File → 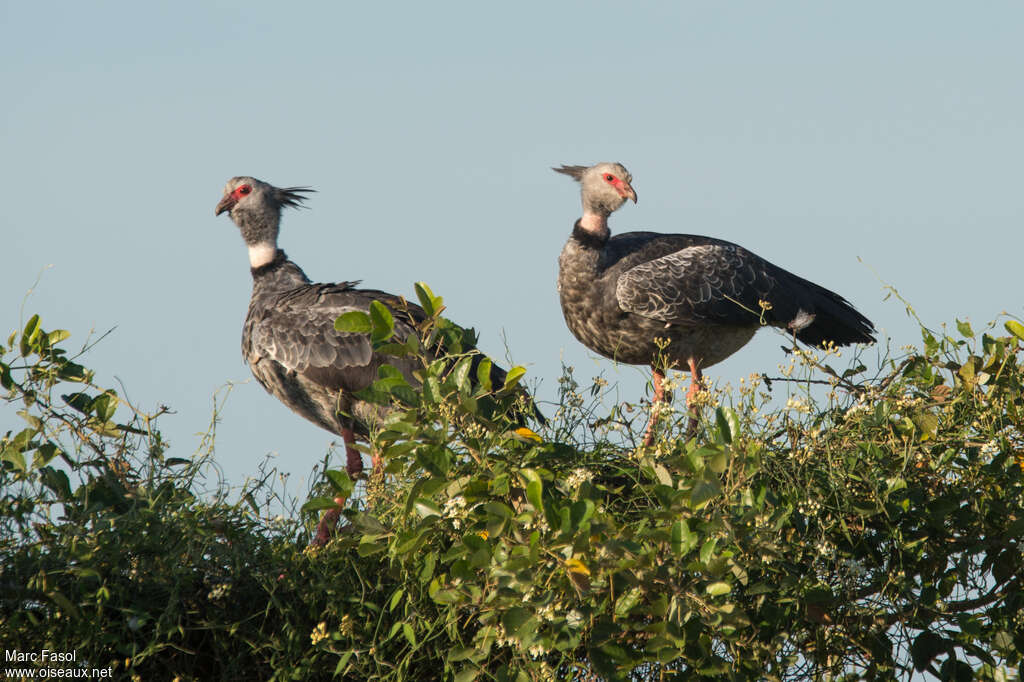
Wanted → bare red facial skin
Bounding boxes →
[233,184,252,200]
[603,173,631,197]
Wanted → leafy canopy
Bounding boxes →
[3,299,1024,681]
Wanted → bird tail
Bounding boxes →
[779,273,876,347]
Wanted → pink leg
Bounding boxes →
[642,368,666,447]
[312,427,362,547]
[686,358,703,438]
[342,427,363,477]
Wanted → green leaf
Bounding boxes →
[413,498,441,519]
[20,314,40,356]
[475,358,493,393]
[956,318,974,338]
[2,444,29,472]
[671,519,698,557]
[1005,319,1024,341]
[334,651,354,676]
[699,537,718,565]
[335,311,372,333]
[324,469,355,498]
[92,392,117,422]
[910,412,939,441]
[714,407,740,444]
[614,587,643,618]
[453,667,479,682]
[452,357,473,395]
[503,366,526,390]
[414,282,442,317]
[501,607,533,636]
[569,499,595,530]
[57,361,89,383]
[46,590,80,619]
[39,467,71,499]
[708,450,730,474]
[690,476,722,510]
[522,469,544,513]
[671,520,684,556]
[958,359,975,384]
[706,581,731,596]
[651,463,672,486]
[369,300,395,341]
[402,622,417,647]
[939,659,974,682]
[911,631,947,672]
[33,442,62,469]
[301,497,339,513]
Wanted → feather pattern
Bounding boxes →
[218,176,544,452]
[555,163,875,373]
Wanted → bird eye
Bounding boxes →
[238,185,252,195]
[603,174,614,182]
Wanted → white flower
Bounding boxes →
[207,582,230,600]
[565,468,593,489]
[785,397,811,414]
[443,495,467,529]
[310,621,328,645]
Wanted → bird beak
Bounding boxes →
[215,195,236,216]
[624,184,638,203]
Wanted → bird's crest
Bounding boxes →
[277,186,315,209]
[553,163,632,185]
[552,165,589,181]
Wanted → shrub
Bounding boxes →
[3,302,1024,681]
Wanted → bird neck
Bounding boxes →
[248,241,278,268]
[572,214,610,249]
[250,249,311,290]
[234,204,281,255]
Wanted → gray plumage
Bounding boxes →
[243,254,426,439]
[555,162,875,374]
[216,176,532,450]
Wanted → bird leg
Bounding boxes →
[311,428,362,547]
[343,428,364,478]
[642,368,667,447]
[685,358,704,438]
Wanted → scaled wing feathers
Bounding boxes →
[616,244,776,326]
[248,284,421,392]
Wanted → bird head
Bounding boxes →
[553,162,637,216]
[215,177,314,246]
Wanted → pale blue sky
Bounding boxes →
[3,2,1022,496]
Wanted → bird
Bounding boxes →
[554,162,875,445]
[216,176,541,542]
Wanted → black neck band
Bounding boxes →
[250,249,288,277]
[571,219,609,250]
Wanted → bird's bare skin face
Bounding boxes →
[215,176,314,267]
[554,162,636,239]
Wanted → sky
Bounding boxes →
[3,2,1023,504]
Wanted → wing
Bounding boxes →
[615,242,779,327]
[248,283,424,393]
